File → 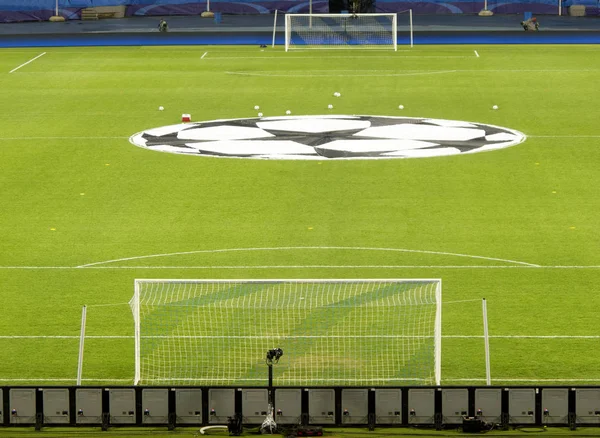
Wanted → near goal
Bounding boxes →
[284,13,400,51]
[130,279,441,386]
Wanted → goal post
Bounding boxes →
[284,13,399,51]
[130,279,441,386]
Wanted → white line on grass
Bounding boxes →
[210,55,473,60]
[0,266,74,269]
[224,68,600,78]
[85,302,130,307]
[0,135,595,142]
[474,50,479,57]
[201,51,208,59]
[74,265,543,269]
[143,377,428,382]
[0,378,131,382]
[9,52,46,73]
[226,70,457,78]
[443,299,482,304]
[0,136,128,141]
[2,335,599,339]
[445,378,600,382]
[9,377,600,383]
[0,335,131,339]
[1,265,600,269]
[528,135,600,138]
[444,335,600,339]
[76,246,541,268]
[82,265,584,269]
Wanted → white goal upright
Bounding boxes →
[285,13,399,51]
[130,279,441,386]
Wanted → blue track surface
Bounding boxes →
[1,31,599,47]
[1,14,598,47]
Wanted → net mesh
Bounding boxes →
[131,279,440,386]
[286,14,397,49]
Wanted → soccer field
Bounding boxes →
[1,44,599,386]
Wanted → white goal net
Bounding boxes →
[285,13,399,51]
[130,279,441,386]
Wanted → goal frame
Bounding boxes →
[132,278,441,386]
[284,13,399,51]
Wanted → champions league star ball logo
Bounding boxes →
[129,115,526,160]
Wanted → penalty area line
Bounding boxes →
[201,52,208,59]
[0,136,128,141]
[527,135,600,138]
[1,334,599,339]
[474,50,479,58]
[0,378,132,382]
[445,378,600,383]
[2,265,600,269]
[9,52,46,73]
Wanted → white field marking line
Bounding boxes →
[3,335,599,339]
[0,335,131,339]
[226,70,457,78]
[474,50,479,58]
[0,134,590,141]
[2,266,600,270]
[450,69,600,73]
[77,246,541,268]
[225,68,600,78]
[9,52,46,73]
[445,378,600,382]
[210,55,472,60]
[0,378,131,382]
[85,302,129,307]
[528,135,600,138]
[6,377,592,383]
[0,136,128,141]
[70,265,585,269]
[231,69,447,73]
[443,335,600,339]
[71,265,537,269]
[143,378,432,382]
[201,51,208,59]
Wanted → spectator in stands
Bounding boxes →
[521,17,539,31]
[159,18,168,32]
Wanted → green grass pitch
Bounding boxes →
[1,44,599,386]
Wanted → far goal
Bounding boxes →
[130,279,441,386]
[284,13,405,51]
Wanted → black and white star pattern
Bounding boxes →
[129,115,526,160]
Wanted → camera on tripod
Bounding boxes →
[266,348,283,363]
